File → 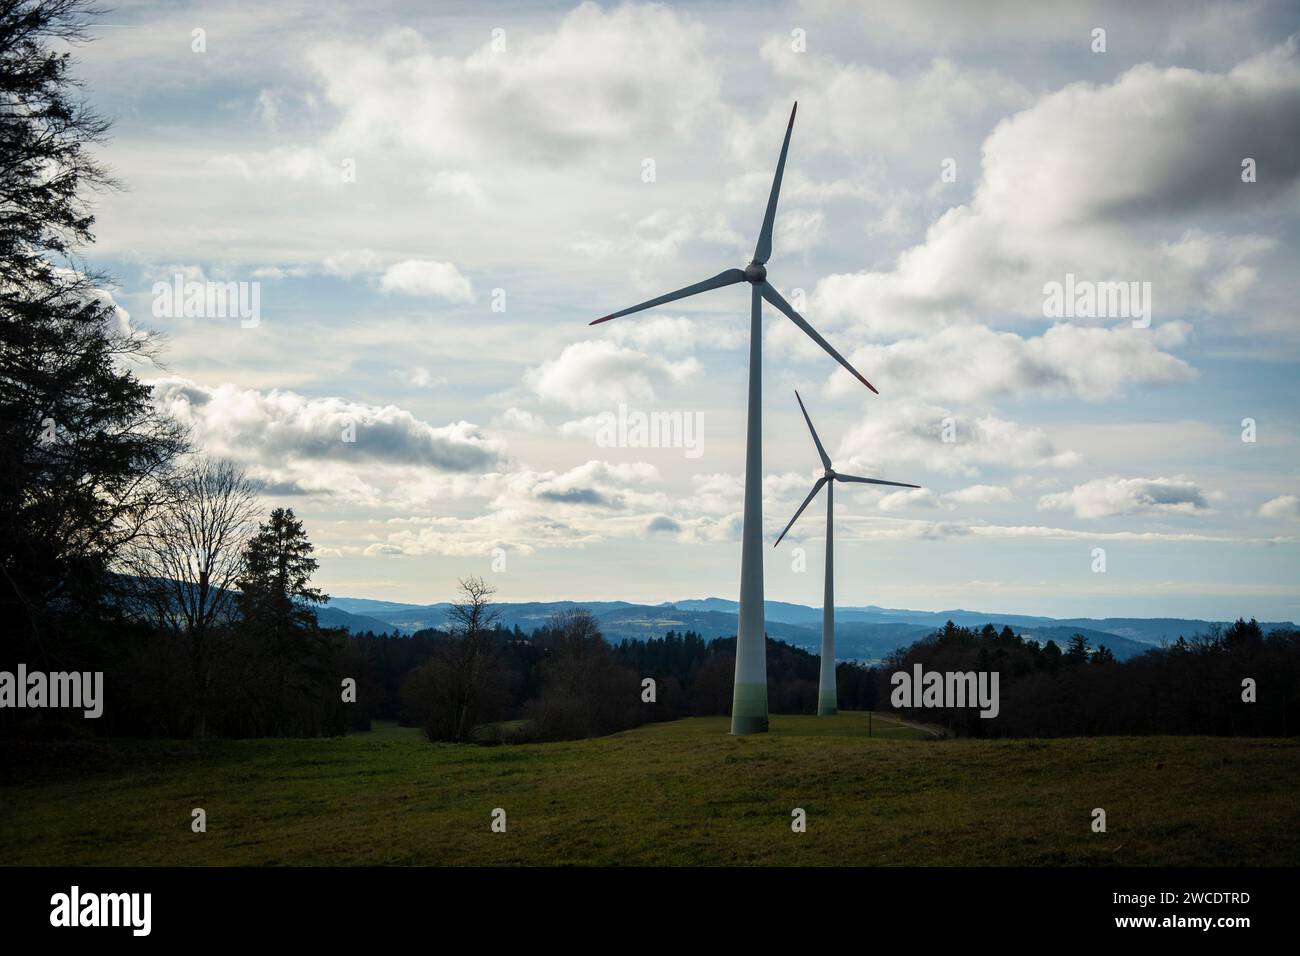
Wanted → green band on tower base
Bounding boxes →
[731,714,769,735]
[817,689,837,716]
[731,682,769,735]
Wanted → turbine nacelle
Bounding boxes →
[743,261,767,284]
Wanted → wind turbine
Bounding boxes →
[587,103,878,735]
[775,390,919,716]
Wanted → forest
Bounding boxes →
[881,619,1300,737]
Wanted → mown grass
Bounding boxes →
[1,712,1295,866]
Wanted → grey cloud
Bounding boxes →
[151,377,506,473]
[646,515,682,534]
[536,486,611,507]
[982,43,1300,224]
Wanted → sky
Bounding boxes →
[72,0,1300,619]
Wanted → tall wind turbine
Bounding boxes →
[587,103,878,735]
[775,390,919,716]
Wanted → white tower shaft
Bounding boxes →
[731,283,768,734]
[818,480,837,715]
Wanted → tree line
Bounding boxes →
[883,620,1300,737]
[355,578,878,744]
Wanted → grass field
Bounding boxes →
[2,713,1297,866]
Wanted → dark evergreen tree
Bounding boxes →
[0,0,185,666]
[1041,639,1062,672]
[1090,645,1116,664]
[1064,633,1091,665]
[236,507,325,637]
[1224,618,1265,652]
[230,508,333,734]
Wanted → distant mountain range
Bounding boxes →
[320,596,1296,664]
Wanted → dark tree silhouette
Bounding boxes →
[1064,633,1091,665]
[527,608,643,740]
[1090,645,1116,664]
[228,509,333,734]
[0,0,185,666]
[126,459,259,735]
[401,577,509,742]
[237,507,325,630]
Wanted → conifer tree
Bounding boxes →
[1,0,184,661]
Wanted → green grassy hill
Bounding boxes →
[2,714,1296,866]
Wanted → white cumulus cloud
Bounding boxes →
[526,339,701,411]
[1258,494,1300,520]
[836,403,1080,478]
[1038,475,1209,519]
[379,259,474,302]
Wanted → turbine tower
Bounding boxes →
[775,390,919,716]
[587,103,878,735]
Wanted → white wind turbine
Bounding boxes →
[587,103,879,734]
[775,390,919,715]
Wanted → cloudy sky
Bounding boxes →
[80,0,1299,619]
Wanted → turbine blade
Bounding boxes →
[834,473,920,489]
[774,476,827,547]
[794,389,831,470]
[590,269,746,325]
[752,102,797,266]
[760,282,878,394]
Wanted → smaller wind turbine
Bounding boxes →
[775,391,921,715]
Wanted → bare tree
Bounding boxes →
[448,576,502,739]
[403,577,506,742]
[447,575,500,637]
[126,458,259,735]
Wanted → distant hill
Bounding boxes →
[313,605,403,635]
[321,596,1294,663]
